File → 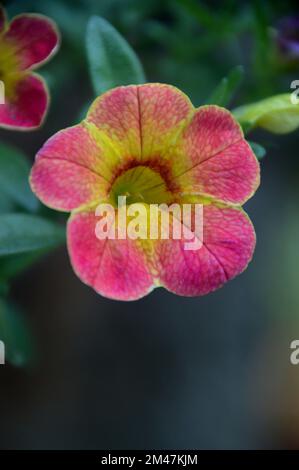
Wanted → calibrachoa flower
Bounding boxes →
[0,4,59,129]
[30,84,260,300]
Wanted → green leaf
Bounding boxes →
[0,142,39,212]
[233,94,299,134]
[0,214,65,256]
[248,141,266,160]
[206,65,244,107]
[86,15,146,95]
[0,188,16,214]
[0,299,35,367]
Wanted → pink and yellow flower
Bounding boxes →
[0,4,59,130]
[30,84,260,300]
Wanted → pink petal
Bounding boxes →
[0,73,48,130]
[135,83,193,160]
[4,13,59,70]
[87,85,142,160]
[30,124,111,211]
[174,106,260,204]
[86,83,193,164]
[67,211,154,300]
[156,205,256,296]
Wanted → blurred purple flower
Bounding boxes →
[277,16,299,60]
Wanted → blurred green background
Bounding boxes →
[0,0,299,449]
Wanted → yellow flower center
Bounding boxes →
[0,37,23,101]
[110,165,174,206]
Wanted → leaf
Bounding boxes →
[206,65,244,107]
[0,142,39,212]
[0,299,35,367]
[0,188,16,214]
[86,15,146,95]
[0,214,65,256]
[233,94,299,134]
[248,141,266,160]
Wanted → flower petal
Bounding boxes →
[86,83,194,165]
[156,205,256,296]
[30,124,111,211]
[172,106,260,204]
[4,13,59,70]
[67,211,154,300]
[135,83,194,160]
[86,85,142,162]
[0,73,48,130]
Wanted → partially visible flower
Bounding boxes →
[30,84,260,301]
[276,15,299,61]
[0,4,59,130]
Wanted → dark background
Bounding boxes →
[1,0,299,449]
